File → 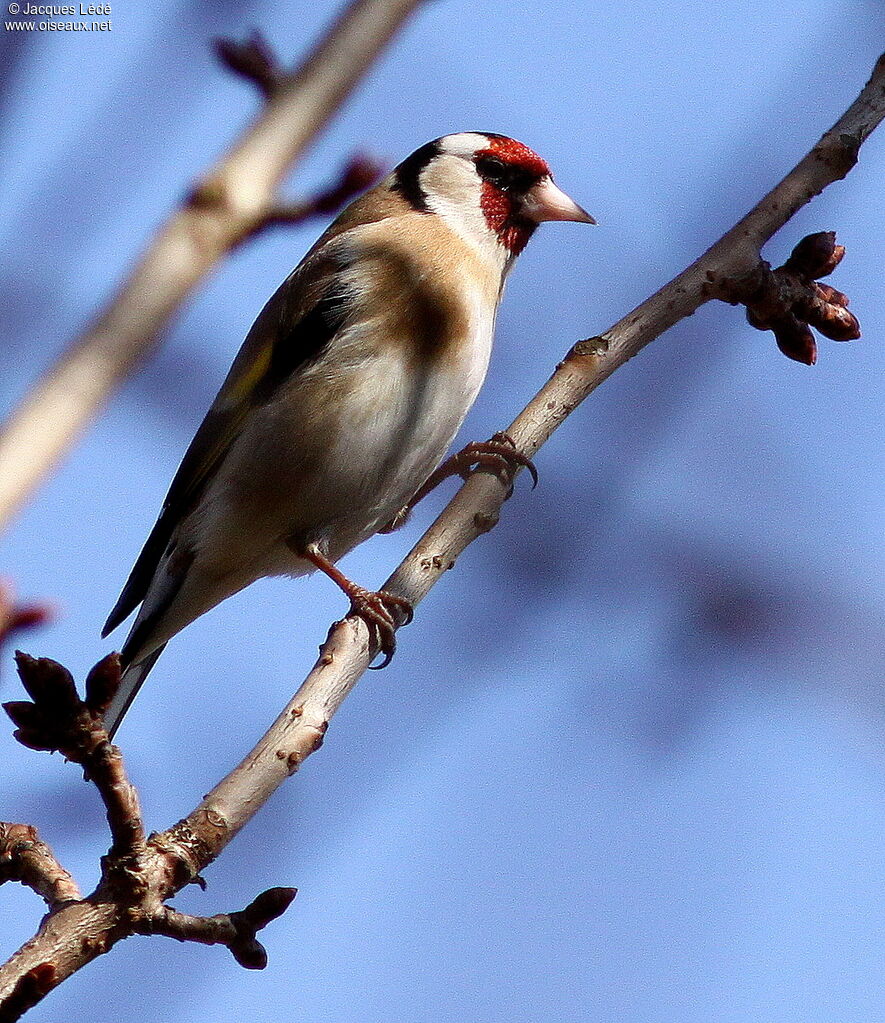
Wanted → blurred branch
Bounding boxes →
[0,583,51,655]
[0,0,424,534]
[2,49,883,1023]
[244,152,385,239]
[213,32,284,99]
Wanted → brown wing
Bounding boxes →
[102,259,353,638]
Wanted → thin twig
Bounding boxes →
[0,824,81,909]
[244,153,384,239]
[0,0,425,533]
[134,888,297,969]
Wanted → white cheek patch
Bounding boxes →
[419,155,509,275]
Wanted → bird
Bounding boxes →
[101,131,595,736]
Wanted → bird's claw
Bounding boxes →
[386,433,538,529]
[451,431,538,494]
[347,587,414,669]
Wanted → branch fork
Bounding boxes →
[1,654,298,1016]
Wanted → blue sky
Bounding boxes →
[1,2,884,1021]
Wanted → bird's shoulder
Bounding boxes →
[309,179,502,303]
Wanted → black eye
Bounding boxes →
[475,155,506,181]
[475,155,535,193]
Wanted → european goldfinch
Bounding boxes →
[102,132,594,736]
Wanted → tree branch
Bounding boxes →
[134,888,297,970]
[0,824,80,910]
[173,52,885,857]
[0,0,425,533]
[0,658,299,1017]
[2,49,883,1023]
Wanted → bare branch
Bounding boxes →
[0,657,299,1016]
[0,824,80,909]
[174,52,885,857]
[135,888,297,970]
[0,0,425,533]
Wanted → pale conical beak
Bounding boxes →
[522,176,596,225]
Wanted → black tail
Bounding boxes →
[105,646,167,738]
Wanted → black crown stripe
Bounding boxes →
[391,138,443,213]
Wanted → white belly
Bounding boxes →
[317,326,494,555]
[194,314,495,576]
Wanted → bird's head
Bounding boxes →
[391,132,594,270]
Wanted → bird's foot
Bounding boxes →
[378,434,536,535]
[429,431,538,498]
[345,586,414,669]
[293,542,412,668]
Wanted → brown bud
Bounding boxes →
[2,700,43,731]
[784,231,844,278]
[814,304,861,342]
[84,653,122,715]
[240,887,298,927]
[773,318,817,365]
[819,245,846,278]
[814,283,849,308]
[10,729,58,752]
[213,32,280,97]
[14,652,79,713]
[746,307,771,331]
[230,938,268,971]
